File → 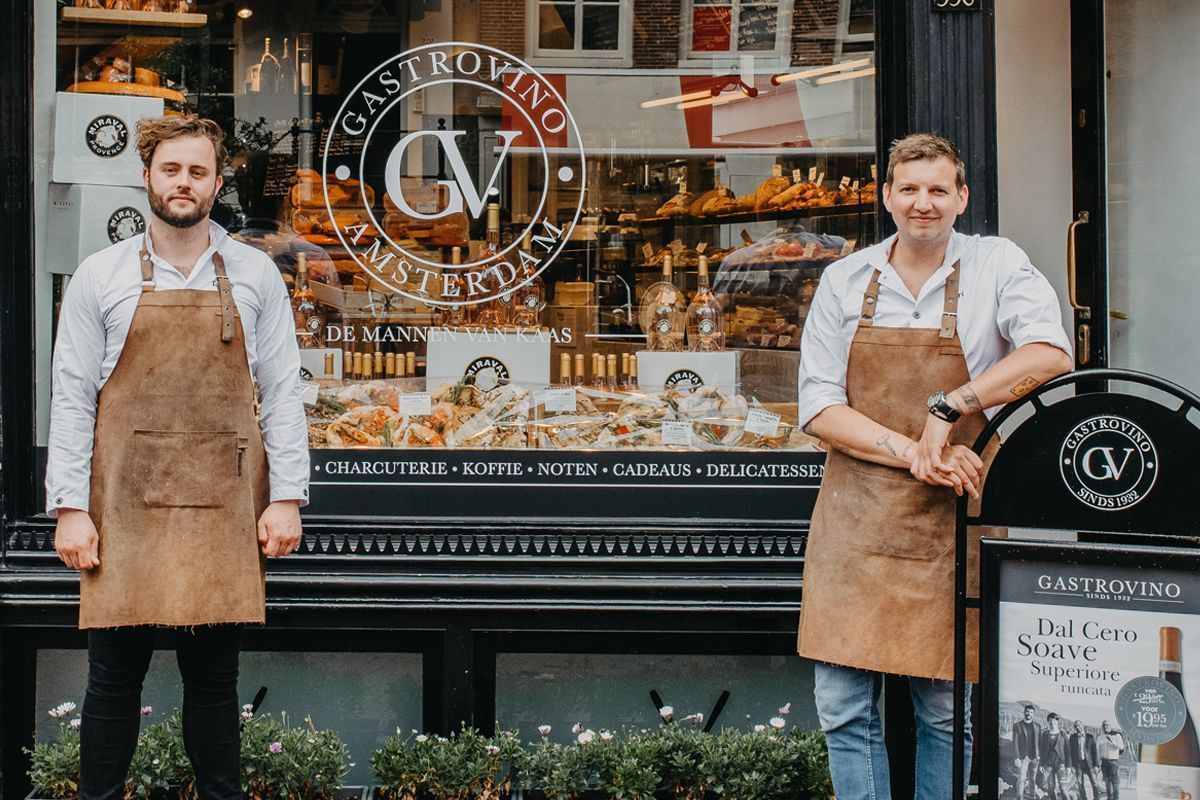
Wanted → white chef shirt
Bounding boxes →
[46,221,310,516]
[797,231,1073,430]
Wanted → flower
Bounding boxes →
[769,717,786,730]
[571,722,584,734]
[538,724,552,736]
[242,704,254,712]
[599,730,614,741]
[753,724,767,733]
[658,705,674,722]
[778,702,791,716]
[268,742,283,754]
[49,702,77,719]
[416,735,429,743]
[486,745,500,755]
[151,759,160,766]
[140,706,154,716]
[69,718,82,730]
[685,713,704,725]
[437,736,448,744]
[577,730,595,745]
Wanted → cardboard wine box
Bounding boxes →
[53,92,164,187]
[635,350,741,392]
[46,183,150,274]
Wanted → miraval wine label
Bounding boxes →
[464,356,510,391]
[325,42,585,309]
[85,115,130,158]
[107,207,145,243]
[1059,415,1157,510]
[664,369,703,390]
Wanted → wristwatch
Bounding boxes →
[927,391,962,423]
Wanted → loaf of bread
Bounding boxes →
[687,189,722,217]
[702,195,738,215]
[291,208,380,238]
[291,168,375,209]
[754,176,790,210]
[655,193,693,217]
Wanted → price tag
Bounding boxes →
[696,241,708,254]
[871,164,877,180]
[661,420,693,446]
[808,166,818,181]
[399,391,433,416]
[744,408,781,437]
[803,242,817,258]
[670,239,684,256]
[792,168,803,184]
[841,238,858,255]
[642,242,654,261]
[740,229,754,245]
[299,381,320,407]
[816,171,826,186]
[543,387,577,412]
[851,179,861,192]
[772,164,783,178]
[839,176,851,190]
[680,180,688,194]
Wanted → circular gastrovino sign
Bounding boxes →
[324,42,586,308]
[1059,415,1157,511]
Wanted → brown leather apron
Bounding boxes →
[797,261,995,681]
[79,240,270,629]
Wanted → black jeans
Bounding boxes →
[80,625,243,800]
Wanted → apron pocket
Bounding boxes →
[133,430,240,508]
[841,462,954,561]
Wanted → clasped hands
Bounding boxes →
[908,413,983,499]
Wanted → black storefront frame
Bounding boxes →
[0,2,1000,798]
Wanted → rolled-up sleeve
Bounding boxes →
[996,242,1073,357]
[797,270,851,430]
[252,264,311,505]
[45,267,105,516]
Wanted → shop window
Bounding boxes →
[35,0,876,521]
[528,0,632,65]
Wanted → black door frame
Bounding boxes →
[1068,0,1109,369]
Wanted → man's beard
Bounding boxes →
[148,185,217,229]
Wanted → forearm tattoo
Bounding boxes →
[876,433,898,457]
[955,384,983,412]
[1010,376,1040,397]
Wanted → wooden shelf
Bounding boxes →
[638,202,873,228]
[61,6,208,28]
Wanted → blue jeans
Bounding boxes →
[813,662,972,800]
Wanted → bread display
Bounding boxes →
[655,192,692,218]
[290,168,375,208]
[754,176,791,210]
[291,208,380,239]
[686,188,723,217]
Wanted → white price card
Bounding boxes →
[852,179,861,192]
[740,229,754,244]
[399,391,433,416]
[772,163,783,178]
[543,387,577,413]
[839,176,851,189]
[816,171,826,186]
[696,241,708,254]
[744,408,781,437]
[841,238,858,255]
[808,166,818,181]
[871,163,878,179]
[792,168,803,183]
[680,180,688,194]
[299,381,320,407]
[803,242,817,258]
[642,242,654,261]
[661,420,693,446]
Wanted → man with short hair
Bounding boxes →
[1013,705,1041,800]
[47,115,309,800]
[797,132,1073,799]
[1069,720,1100,800]
[1097,721,1125,800]
[1039,714,1071,800]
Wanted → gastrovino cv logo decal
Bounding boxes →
[665,369,703,390]
[86,115,129,158]
[1059,415,1157,511]
[107,207,146,243]
[325,42,585,308]
[464,356,510,392]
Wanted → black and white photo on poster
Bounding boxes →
[997,560,1200,800]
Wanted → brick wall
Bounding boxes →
[633,0,681,68]
[479,0,526,57]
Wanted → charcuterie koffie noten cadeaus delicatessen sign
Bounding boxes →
[324,41,585,309]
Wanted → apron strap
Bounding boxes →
[940,259,961,339]
[139,240,154,291]
[858,269,883,326]
[213,252,235,343]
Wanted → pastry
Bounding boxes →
[754,176,790,210]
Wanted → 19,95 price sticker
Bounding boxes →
[1114,675,1188,744]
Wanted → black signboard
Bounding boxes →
[931,0,981,11]
[307,448,824,520]
[952,369,1200,800]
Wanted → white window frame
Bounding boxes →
[526,0,633,67]
[679,0,794,66]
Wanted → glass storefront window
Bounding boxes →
[35,0,876,515]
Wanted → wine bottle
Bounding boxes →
[475,203,510,328]
[686,254,725,351]
[511,230,545,328]
[291,253,323,348]
[441,246,468,328]
[648,254,685,351]
[258,37,281,95]
[1138,626,1200,799]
